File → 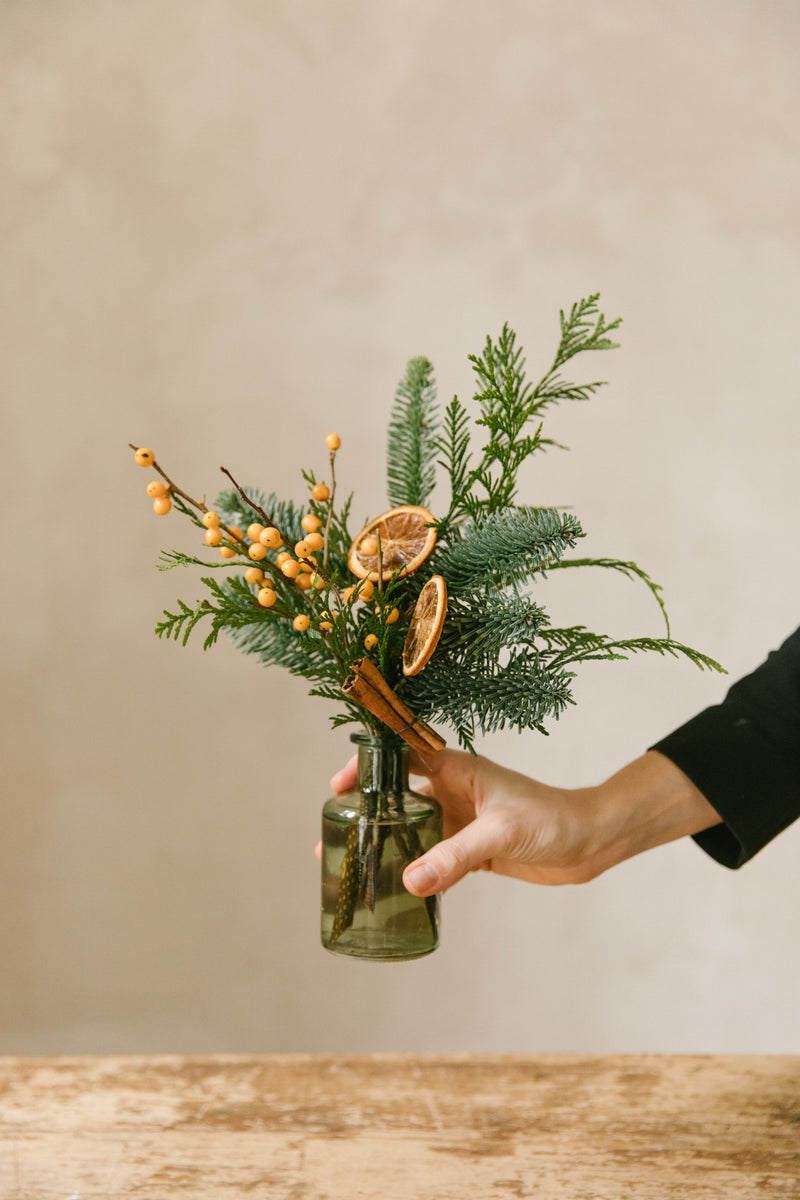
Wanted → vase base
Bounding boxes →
[322,940,438,962]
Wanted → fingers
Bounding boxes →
[403,814,507,896]
[329,754,358,795]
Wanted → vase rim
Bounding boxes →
[350,730,407,750]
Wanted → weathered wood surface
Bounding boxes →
[0,1054,798,1198]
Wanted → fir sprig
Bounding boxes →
[536,625,724,672]
[550,556,671,636]
[408,651,576,748]
[434,507,584,596]
[386,356,439,508]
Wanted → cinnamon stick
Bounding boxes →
[342,658,446,757]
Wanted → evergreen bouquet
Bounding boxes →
[132,294,722,960]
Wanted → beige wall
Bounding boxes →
[2,0,799,1054]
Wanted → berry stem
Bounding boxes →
[219,465,283,536]
[221,463,329,589]
[129,444,243,545]
[322,447,337,573]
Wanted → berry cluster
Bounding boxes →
[132,436,411,665]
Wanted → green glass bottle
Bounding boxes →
[321,733,442,961]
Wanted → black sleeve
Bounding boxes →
[650,627,800,868]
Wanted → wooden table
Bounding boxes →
[1,1054,798,1198]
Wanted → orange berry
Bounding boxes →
[135,447,155,467]
[202,511,221,529]
[205,527,223,546]
[296,573,313,591]
[247,522,265,543]
[229,526,244,542]
[281,559,301,578]
[357,579,375,602]
[319,621,333,631]
[257,587,277,608]
[364,633,379,651]
[259,526,282,549]
[301,514,322,534]
[276,551,292,567]
[326,433,341,451]
[311,483,330,502]
[219,546,236,559]
[153,496,172,515]
[295,539,313,559]
[293,614,311,632]
[305,531,324,552]
[146,480,167,498]
[342,587,355,603]
[244,567,265,585]
[248,543,267,561]
[375,605,400,624]
[361,536,378,556]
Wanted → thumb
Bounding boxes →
[402,816,506,896]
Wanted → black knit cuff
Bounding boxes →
[651,700,800,869]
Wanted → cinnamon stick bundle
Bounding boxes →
[342,658,446,757]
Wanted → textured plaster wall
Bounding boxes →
[1,0,798,1054]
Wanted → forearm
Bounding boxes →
[579,750,723,878]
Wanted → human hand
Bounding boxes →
[325,747,721,897]
[326,748,606,895]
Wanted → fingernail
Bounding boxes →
[405,861,438,893]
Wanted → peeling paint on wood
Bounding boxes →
[0,1054,798,1198]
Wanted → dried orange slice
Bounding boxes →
[348,505,437,581]
[402,575,448,676]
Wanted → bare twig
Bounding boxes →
[129,444,242,547]
[322,447,337,573]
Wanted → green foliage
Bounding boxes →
[434,507,584,597]
[550,556,671,636]
[143,293,724,749]
[437,295,622,531]
[386,356,439,508]
[156,574,266,651]
[408,651,576,750]
[535,625,724,673]
[436,592,550,659]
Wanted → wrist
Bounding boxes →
[576,751,723,878]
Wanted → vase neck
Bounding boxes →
[353,735,409,795]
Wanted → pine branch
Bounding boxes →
[434,507,585,595]
[463,323,538,513]
[549,294,622,373]
[438,300,622,522]
[408,650,576,744]
[550,556,671,636]
[157,550,234,572]
[437,592,550,658]
[434,395,472,536]
[155,598,214,645]
[386,356,439,508]
[537,625,725,673]
[529,375,608,412]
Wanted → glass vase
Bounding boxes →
[321,732,442,961]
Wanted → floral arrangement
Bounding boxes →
[131,295,722,757]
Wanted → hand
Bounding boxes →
[326,748,722,896]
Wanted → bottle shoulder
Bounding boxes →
[323,789,441,820]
